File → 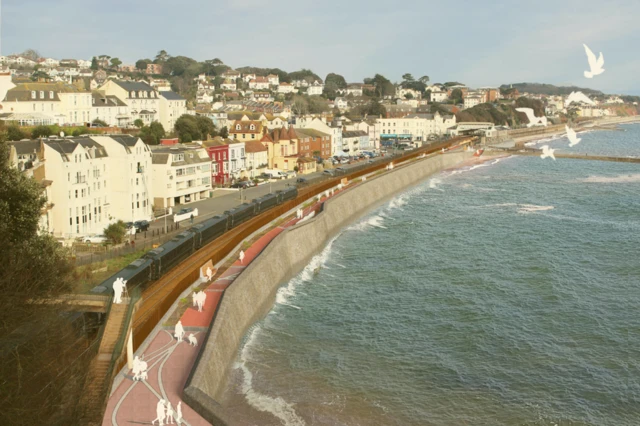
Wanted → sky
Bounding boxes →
[2,0,640,95]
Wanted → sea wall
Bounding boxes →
[183,150,473,425]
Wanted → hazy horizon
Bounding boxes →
[3,0,639,95]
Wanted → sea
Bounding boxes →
[224,123,640,426]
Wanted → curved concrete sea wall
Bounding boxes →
[183,151,473,425]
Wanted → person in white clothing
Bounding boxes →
[239,250,245,264]
[166,402,175,424]
[174,321,185,342]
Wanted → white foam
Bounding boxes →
[517,204,555,214]
[579,174,640,183]
[236,330,306,426]
[276,236,339,306]
[348,215,387,232]
[387,195,408,210]
[428,178,444,191]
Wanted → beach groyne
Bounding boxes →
[183,150,473,425]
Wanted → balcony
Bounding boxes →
[74,176,86,184]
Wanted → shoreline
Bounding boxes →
[183,150,475,424]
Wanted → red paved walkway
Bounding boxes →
[102,189,342,425]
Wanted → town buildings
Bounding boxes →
[244,140,269,178]
[150,144,211,208]
[259,126,299,171]
[159,91,187,132]
[294,128,332,159]
[229,119,264,142]
[249,77,270,90]
[9,135,153,239]
[99,80,160,126]
[373,112,456,147]
[308,81,324,96]
[91,92,130,127]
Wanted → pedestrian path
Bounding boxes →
[102,188,342,425]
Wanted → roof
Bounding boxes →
[91,92,127,107]
[229,120,263,134]
[294,128,330,139]
[9,140,40,155]
[4,82,88,102]
[113,80,155,92]
[342,130,368,138]
[45,138,108,158]
[150,145,210,165]
[160,91,185,101]
[244,140,268,153]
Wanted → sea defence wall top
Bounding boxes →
[183,150,473,425]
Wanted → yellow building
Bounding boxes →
[259,126,299,171]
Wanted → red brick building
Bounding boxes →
[294,128,332,159]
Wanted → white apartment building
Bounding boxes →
[2,82,92,126]
[463,95,483,109]
[345,121,375,150]
[227,140,246,180]
[151,144,212,208]
[396,87,421,99]
[91,92,130,127]
[9,136,155,239]
[159,91,187,133]
[99,80,160,126]
[277,83,295,94]
[308,82,324,96]
[91,136,154,223]
[267,74,280,86]
[244,141,268,178]
[374,112,456,147]
[249,77,270,90]
[334,97,348,110]
[221,79,237,91]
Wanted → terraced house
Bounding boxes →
[229,119,263,142]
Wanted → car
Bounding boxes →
[83,235,108,244]
[296,177,308,184]
[179,207,194,215]
[323,170,335,176]
[285,171,296,178]
[231,181,251,189]
[335,167,346,174]
[134,220,150,232]
[340,158,349,164]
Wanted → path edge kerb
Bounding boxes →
[183,150,473,425]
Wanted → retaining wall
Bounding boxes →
[183,150,473,425]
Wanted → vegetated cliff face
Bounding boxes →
[456,97,545,126]
[499,83,603,96]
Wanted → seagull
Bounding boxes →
[540,145,556,161]
[564,91,595,108]
[515,108,548,128]
[565,125,581,147]
[583,44,604,79]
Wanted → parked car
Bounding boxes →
[231,181,251,189]
[134,220,150,232]
[296,177,308,184]
[83,235,108,244]
[179,207,194,215]
[323,170,335,176]
[340,158,350,164]
[335,167,346,174]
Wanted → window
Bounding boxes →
[49,91,54,99]
[31,91,36,99]
[39,91,44,98]
[249,124,255,130]
[131,91,136,98]
[75,190,78,198]
[235,124,241,130]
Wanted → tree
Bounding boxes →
[31,125,53,139]
[451,88,463,104]
[92,118,108,127]
[136,59,151,71]
[402,73,414,82]
[325,73,347,89]
[419,75,430,84]
[139,122,165,145]
[0,134,89,424]
[405,93,414,100]
[6,125,28,141]
[308,96,330,114]
[90,57,99,71]
[211,58,224,65]
[291,95,309,116]
[133,119,144,128]
[174,115,216,142]
[104,221,127,244]
[20,49,41,61]
[31,70,51,82]
[366,99,387,117]
[444,81,464,87]
[372,74,394,98]
[155,50,170,63]
[219,126,229,139]
[110,58,122,68]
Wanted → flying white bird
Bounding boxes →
[540,145,556,161]
[583,44,604,79]
[515,108,548,128]
[565,125,581,147]
[564,91,595,108]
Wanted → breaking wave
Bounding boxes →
[578,174,640,183]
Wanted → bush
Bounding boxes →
[92,118,108,127]
[31,125,53,139]
[6,125,28,141]
[104,220,127,244]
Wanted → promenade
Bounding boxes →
[102,184,346,425]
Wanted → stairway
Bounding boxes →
[79,302,130,422]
